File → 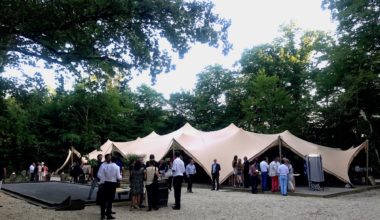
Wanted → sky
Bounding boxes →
[4,0,337,98]
[130,0,337,98]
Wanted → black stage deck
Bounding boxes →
[1,182,127,206]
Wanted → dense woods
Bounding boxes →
[0,0,379,173]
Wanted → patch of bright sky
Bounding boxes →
[130,0,337,98]
[3,0,337,98]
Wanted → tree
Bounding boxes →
[317,0,380,154]
[169,90,197,124]
[193,64,234,130]
[0,0,231,80]
[133,84,168,136]
[238,23,333,135]
[242,70,294,133]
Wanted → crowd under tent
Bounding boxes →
[87,123,367,185]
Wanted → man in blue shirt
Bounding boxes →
[211,159,221,191]
[185,159,196,193]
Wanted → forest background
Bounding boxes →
[0,0,378,173]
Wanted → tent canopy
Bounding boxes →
[87,123,366,184]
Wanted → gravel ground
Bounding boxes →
[1,187,379,220]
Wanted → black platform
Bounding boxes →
[1,182,127,206]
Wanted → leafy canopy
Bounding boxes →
[0,0,231,80]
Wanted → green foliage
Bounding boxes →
[242,70,294,133]
[0,0,231,80]
[317,0,380,158]
[193,65,235,130]
[123,154,141,168]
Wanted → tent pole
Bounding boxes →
[172,141,175,160]
[278,137,282,160]
[366,140,369,185]
[71,146,74,165]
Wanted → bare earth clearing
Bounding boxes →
[1,188,379,220]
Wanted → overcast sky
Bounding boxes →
[4,0,337,98]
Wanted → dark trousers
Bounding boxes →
[146,183,159,209]
[251,175,258,193]
[187,174,194,192]
[100,181,117,217]
[244,172,250,188]
[173,176,183,208]
[212,173,219,190]
[30,173,35,182]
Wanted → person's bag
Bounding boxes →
[164,169,173,178]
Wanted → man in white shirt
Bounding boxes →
[29,162,35,182]
[97,154,122,220]
[185,159,196,193]
[277,159,289,196]
[172,151,185,210]
[259,157,269,192]
[269,157,280,192]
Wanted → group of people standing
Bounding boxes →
[28,161,49,182]
[90,152,189,219]
[231,155,295,195]
[259,157,295,196]
[231,156,251,188]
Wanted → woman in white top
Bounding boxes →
[145,160,160,211]
[286,159,295,192]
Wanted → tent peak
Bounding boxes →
[227,123,238,129]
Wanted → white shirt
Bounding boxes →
[277,164,289,176]
[259,161,269,172]
[29,165,35,174]
[269,161,280,177]
[97,162,122,184]
[172,157,185,176]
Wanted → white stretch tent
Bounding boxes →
[87,123,366,184]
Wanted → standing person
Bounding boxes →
[259,157,269,192]
[115,157,124,176]
[145,160,159,211]
[88,154,103,200]
[97,154,122,219]
[130,160,145,209]
[146,154,159,167]
[277,159,289,196]
[269,157,280,192]
[167,160,173,191]
[29,162,35,182]
[236,158,243,188]
[37,162,43,181]
[70,162,79,183]
[33,162,40,182]
[211,159,221,191]
[249,160,259,193]
[243,156,250,188]
[172,151,185,210]
[158,160,166,178]
[42,163,49,181]
[286,159,295,192]
[0,159,6,207]
[185,159,196,193]
[231,155,238,187]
